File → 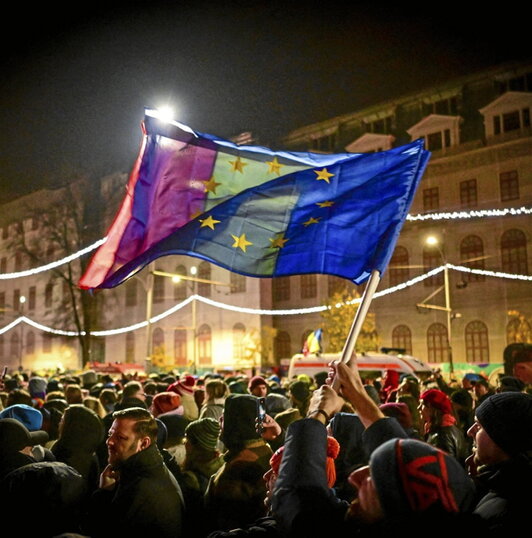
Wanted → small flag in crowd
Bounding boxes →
[79,109,430,290]
[303,329,323,356]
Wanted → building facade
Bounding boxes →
[272,60,532,370]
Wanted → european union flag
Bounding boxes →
[79,110,430,290]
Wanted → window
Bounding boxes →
[273,277,290,301]
[26,331,35,356]
[125,279,138,307]
[506,317,532,345]
[198,324,212,365]
[28,286,36,310]
[230,272,246,293]
[43,334,52,353]
[460,235,485,282]
[392,325,412,355]
[460,179,477,207]
[388,246,410,286]
[198,262,211,297]
[0,292,4,319]
[423,187,439,212]
[501,229,528,274]
[13,289,20,312]
[365,116,393,134]
[328,275,347,297]
[500,171,519,201]
[0,257,6,273]
[310,132,337,152]
[465,321,489,362]
[233,323,246,361]
[427,323,449,363]
[173,265,187,301]
[152,328,165,359]
[300,274,317,299]
[125,333,135,362]
[45,283,53,309]
[174,328,187,366]
[153,275,165,303]
[14,251,22,272]
[274,331,291,360]
[423,247,444,287]
[10,333,20,360]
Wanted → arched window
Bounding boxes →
[423,247,444,287]
[174,328,187,366]
[152,328,165,358]
[501,229,528,274]
[465,321,489,362]
[233,323,246,360]
[173,265,187,301]
[198,324,212,365]
[427,323,448,363]
[300,274,317,299]
[274,331,291,359]
[392,325,412,355]
[198,262,211,297]
[125,333,135,362]
[460,235,485,282]
[26,331,35,356]
[389,246,410,286]
[506,317,532,345]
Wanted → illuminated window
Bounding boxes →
[506,317,532,345]
[198,324,212,365]
[125,333,135,362]
[174,328,187,366]
[427,323,448,363]
[460,235,485,282]
[300,274,317,299]
[389,246,410,286]
[465,321,489,362]
[501,229,528,274]
[233,323,246,360]
[392,325,412,355]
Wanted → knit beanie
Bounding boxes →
[168,375,196,396]
[158,413,189,445]
[185,417,221,451]
[379,402,413,430]
[151,392,182,417]
[370,438,476,516]
[0,404,43,431]
[248,376,268,392]
[28,377,47,398]
[289,380,311,402]
[228,381,248,394]
[475,392,532,456]
[420,389,453,415]
[498,376,526,393]
[220,394,260,446]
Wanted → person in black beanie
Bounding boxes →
[467,391,532,532]
[204,394,273,534]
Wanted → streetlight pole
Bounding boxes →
[417,236,454,374]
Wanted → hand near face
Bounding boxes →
[99,464,120,490]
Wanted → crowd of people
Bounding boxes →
[0,346,530,537]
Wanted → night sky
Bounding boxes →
[1,1,530,202]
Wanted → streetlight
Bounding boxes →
[417,236,454,374]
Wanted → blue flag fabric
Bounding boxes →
[80,113,429,289]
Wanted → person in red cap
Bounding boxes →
[419,388,469,466]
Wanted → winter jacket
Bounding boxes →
[82,443,184,538]
[425,424,470,466]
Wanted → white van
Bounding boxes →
[287,351,433,381]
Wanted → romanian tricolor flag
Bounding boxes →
[79,109,430,290]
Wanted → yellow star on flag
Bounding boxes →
[269,235,289,248]
[199,215,221,230]
[316,200,334,208]
[231,233,253,252]
[266,157,283,176]
[228,157,248,173]
[314,168,334,183]
[303,217,321,227]
[204,177,221,193]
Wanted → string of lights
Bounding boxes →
[1,264,529,337]
[0,207,530,280]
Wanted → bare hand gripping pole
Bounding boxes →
[330,270,381,391]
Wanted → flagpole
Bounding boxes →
[331,269,381,390]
